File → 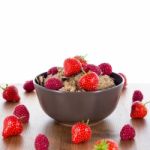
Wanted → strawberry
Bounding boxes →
[2,115,23,138]
[0,85,20,102]
[13,104,30,123]
[93,139,119,150]
[64,58,82,77]
[71,122,92,144]
[78,72,99,91]
[74,55,87,66]
[130,101,147,119]
[23,80,35,92]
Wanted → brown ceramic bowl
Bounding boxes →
[34,72,123,125]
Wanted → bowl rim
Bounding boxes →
[34,72,123,94]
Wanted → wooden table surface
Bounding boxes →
[0,84,150,150]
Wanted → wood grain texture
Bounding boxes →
[0,84,150,150]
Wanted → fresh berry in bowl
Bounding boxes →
[34,55,123,125]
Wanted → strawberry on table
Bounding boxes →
[64,58,82,77]
[130,101,147,119]
[2,115,23,138]
[71,122,92,144]
[93,139,119,150]
[78,72,99,91]
[0,84,20,102]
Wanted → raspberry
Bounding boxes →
[132,90,143,102]
[98,63,112,75]
[44,78,63,90]
[120,124,135,140]
[35,134,49,150]
[47,67,58,75]
[13,104,30,123]
[83,64,101,75]
[23,80,35,92]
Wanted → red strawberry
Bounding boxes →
[93,139,119,150]
[78,72,99,91]
[0,85,20,102]
[99,63,112,75]
[130,101,147,119]
[118,73,127,89]
[35,134,49,150]
[72,122,92,144]
[13,104,30,123]
[74,55,87,66]
[64,58,82,77]
[23,80,35,92]
[2,115,23,138]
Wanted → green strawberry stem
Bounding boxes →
[86,119,90,125]
[0,85,5,90]
[19,116,26,122]
[0,84,8,90]
[81,68,86,74]
[81,119,90,124]
[144,101,150,106]
[82,54,88,62]
[93,140,108,150]
[82,54,87,59]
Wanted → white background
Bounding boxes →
[0,0,150,83]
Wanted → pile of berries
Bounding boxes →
[44,55,115,92]
[0,55,135,150]
[0,82,50,150]
[120,89,150,142]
